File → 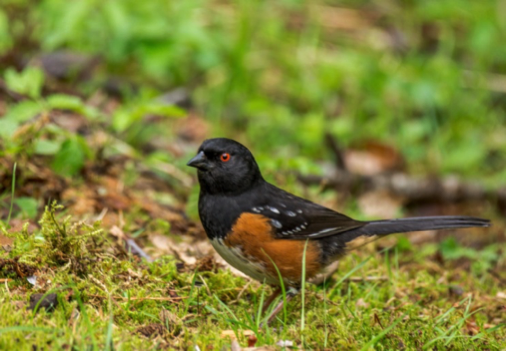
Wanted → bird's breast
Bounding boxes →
[216,213,323,285]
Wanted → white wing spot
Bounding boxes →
[286,211,296,217]
[279,203,287,208]
[267,206,280,214]
[252,207,261,213]
[271,219,282,229]
[296,209,303,214]
[310,227,338,237]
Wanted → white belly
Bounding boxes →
[211,238,279,285]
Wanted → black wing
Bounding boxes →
[243,183,366,239]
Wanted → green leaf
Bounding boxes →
[439,237,479,260]
[34,139,62,155]
[52,136,87,177]
[47,94,83,111]
[0,119,19,139]
[4,67,45,99]
[112,102,185,132]
[14,197,38,219]
[46,94,101,120]
[112,109,132,132]
[3,100,44,123]
[395,236,413,252]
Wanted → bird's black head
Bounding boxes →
[187,138,264,195]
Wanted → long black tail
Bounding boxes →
[340,216,490,248]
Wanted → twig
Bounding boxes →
[346,276,388,282]
[230,279,253,304]
[7,162,17,225]
[462,70,506,93]
[125,239,153,263]
[110,225,153,262]
[87,294,186,302]
[4,280,10,294]
[487,268,506,284]
[324,132,346,170]
[298,170,502,203]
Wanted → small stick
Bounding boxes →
[324,132,347,170]
[88,294,186,302]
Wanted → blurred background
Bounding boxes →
[0,1,505,256]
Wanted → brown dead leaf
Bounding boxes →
[11,300,25,310]
[133,195,186,224]
[356,298,369,308]
[159,308,182,336]
[0,234,13,246]
[358,190,403,218]
[96,176,131,211]
[345,140,405,175]
[176,113,210,143]
[194,255,219,272]
[159,308,181,325]
[317,6,378,30]
[50,110,89,133]
[8,218,38,233]
[220,330,255,339]
[465,319,480,335]
[61,187,96,215]
[136,323,167,337]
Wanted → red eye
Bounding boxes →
[220,153,230,162]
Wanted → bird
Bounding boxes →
[187,137,490,323]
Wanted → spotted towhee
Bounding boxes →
[187,138,490,323]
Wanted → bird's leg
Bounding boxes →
[261,286,282,314]
[264,287,299,325]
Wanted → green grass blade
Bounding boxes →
[261,248,287,326]
[7,162,17,224]
[105,296,114,350]
[300,239,308,333]
[361,315,405,350]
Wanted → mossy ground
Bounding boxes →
[0,205,504,350]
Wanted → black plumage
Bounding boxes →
[188,138,490,267]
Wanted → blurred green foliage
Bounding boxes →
[0,0,505,184]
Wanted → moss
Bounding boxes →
[0,205,505,350]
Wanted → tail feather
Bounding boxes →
[340,216,490,244]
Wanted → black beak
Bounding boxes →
[187,151,210,171]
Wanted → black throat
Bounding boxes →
[197,181,265,240]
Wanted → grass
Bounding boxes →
[0,206,504,350]
[6,163,16,225]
